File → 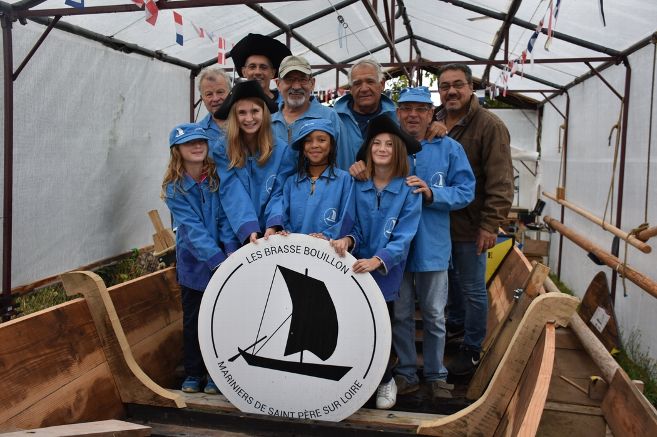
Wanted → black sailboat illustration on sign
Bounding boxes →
[232,265,352,381]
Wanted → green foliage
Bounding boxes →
[13,248,156,318]
[548,273,574,295]
[15,284,70,316]
[386,75,410,103]
[616,330,657,407]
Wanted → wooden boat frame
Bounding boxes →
[1,246,656,436]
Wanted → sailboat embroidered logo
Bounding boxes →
[198,234,390,422]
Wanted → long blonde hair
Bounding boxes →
[225,97,274,169]
[365,134,409,179]
[160,145,219,199]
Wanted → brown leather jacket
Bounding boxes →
[436,95,514,241]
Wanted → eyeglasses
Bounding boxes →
[282,76,311,86]
[438,81,468,92]
[398,105,432,114]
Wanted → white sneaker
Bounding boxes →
[376,378,397,410]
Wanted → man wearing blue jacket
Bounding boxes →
[335,59,397,170]
[272,55,344,147]
[391,87,475,399]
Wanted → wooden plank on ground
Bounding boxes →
[537,405,606,437]
[0,420,150,436]
[548,347,602,407]
[601,368,657,436]
[0,299,121,426]
[61,271,185,408]
[417,293,578,436]
[467,263,550,400]
[175,391,442,430]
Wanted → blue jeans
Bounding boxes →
[393,271,448,383]
[447,241,488,352]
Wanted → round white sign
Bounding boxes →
[199,233,390,422]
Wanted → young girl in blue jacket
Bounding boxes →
[212,80,296,245]
[162,123,238,395]
[280,118,354,240]
[331,114,422,410]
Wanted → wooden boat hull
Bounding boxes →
[1,248,656,436]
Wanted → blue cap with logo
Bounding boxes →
[169,123,210,147]
[290,118,336,151]
[397,86,433,104]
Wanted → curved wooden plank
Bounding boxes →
[417,293,578,436]
[60,271,185,408]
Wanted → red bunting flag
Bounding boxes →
[192,22,205,39]
[217,37,227,64]
[145,0,158,26]
[132,0,144,7]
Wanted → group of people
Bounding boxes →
[161,33,513,410]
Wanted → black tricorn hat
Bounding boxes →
[355,114,422,162]
[230,33,292,77]
[214,80,279,120]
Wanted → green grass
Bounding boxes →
[13,248,157,318]
[615,330,657,407]
[548,272,574,295]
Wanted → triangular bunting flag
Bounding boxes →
[145,0,158,26]
[173,11,183,46]
[65,0,84,8]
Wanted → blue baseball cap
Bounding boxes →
[398,86,433,104]
[169,123,209,147]
[290,118,336,151]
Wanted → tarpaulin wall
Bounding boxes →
[1,22,189,287]
[541,44,657,360]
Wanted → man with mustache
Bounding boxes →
[434,64,513,376]
[230,33,291,105]
[272,55,343,147]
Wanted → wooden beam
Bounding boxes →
[544,216,657,299]
[481,0,523,85]
[602,369,657,436]
[60,271,185,409]
[0,420,151,436]
[543,191,652,253]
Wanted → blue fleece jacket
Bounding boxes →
[406,137,475,272]
[334,93,398,170]
[282,166,355,239]
[164,175,238,291]
[213,138,296,243]
[351,177,422,301]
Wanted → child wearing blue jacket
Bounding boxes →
[162,123,238,394]
[212,80,296,245]
[331,114,422,410]
[280,118,354,240]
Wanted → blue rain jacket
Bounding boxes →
[334,93,398,170]
[282,167,355,239]
[272,96,344,146]
[350,177,422,301]
[213,138,296,243]
[406,137,475,272]
[164,175,237,291]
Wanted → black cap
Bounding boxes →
[214,80,279,120]
[355,114,422,162]
[230,33,292,77]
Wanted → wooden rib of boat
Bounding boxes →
[1,246,656,436]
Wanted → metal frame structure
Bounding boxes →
[1,0,656,315]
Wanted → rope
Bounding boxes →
[601,105,623,228]
[645,39,656,223]
[557,123,565,188]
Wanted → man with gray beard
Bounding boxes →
[272,55,343,147]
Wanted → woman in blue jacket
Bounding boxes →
[212,80,296,245]
[331,114,422,410]
[280,118,354,240]
[161,123,238,395]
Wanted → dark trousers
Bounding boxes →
[181,286,206,377]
